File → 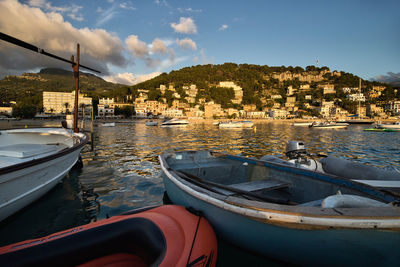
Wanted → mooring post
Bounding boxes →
[72,44,80,133]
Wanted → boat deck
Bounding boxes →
[0,143,68,169]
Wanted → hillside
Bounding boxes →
[0,68,122,106]
[125,63,397,109]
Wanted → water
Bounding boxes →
[0,120,399,264]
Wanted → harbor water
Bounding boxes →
[1,119,399,265]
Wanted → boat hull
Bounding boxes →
[0,205,217,267]
[163,175,400,266]
[0,149,82,222]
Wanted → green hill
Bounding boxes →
[0,68,122,107]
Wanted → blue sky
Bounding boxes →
[0,0,399,85]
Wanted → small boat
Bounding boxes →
[309,121,349,129]
[159,150,400,266]
[218,120,254,128]
[0,205,218,267]
[145,120,158,126]
[101,122,115,127]
[291,122,312,126]
[161,118,189,127]
[375,121,400,130]
[364,128,399,132]
[0,128,87,222]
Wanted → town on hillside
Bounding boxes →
[1,66,399,120]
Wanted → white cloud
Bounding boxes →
[151,38,168,54]
[119,2,136,11]
[219,24,228,31]
[125,35,148,58]
[177,7,202,13]
[176,38,197,50]
[0,0,126,75]
[96,5,119,26]
[28,0,84,22]
[104,72,161,85]
[170,17,197,34]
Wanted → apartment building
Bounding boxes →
[43,91,92,114]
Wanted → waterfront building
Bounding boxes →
[268,108,288,119]
[43,91,92,114]
[385,101,400,114]
[247,111,266,118]
[366,104,385,117]
[163,108,183,117]
[243,104,256,112]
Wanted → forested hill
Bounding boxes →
[119,63,396,108]
[0,68,121,106]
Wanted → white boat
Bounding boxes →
[161,118,189,127]
[291,122,312,127]
[101,122,115,127]
[218,120,254,128]
[376,121,400,130]
[145,121,158,126]
[309,121,349,129]
[0,128,87,222]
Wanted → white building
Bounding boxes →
[347,93,366,102]
[43,91,92,114]
[386,101,400,114]
[268,109,288,119]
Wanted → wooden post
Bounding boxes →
[71,44,80,133]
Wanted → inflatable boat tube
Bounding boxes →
[320,156,400,182]
[0,205,217,267]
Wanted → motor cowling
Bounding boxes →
[285,141,307,160]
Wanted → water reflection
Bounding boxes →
[0,120,399,246]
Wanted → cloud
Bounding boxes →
[119,2,136,11]
[104,72,161,85]
[150,38,168,54]
[176,38,197,50]
[177,7,202,13]
[28,0,84,22]
[219,24,228,31]
[374,72,400,84]
[125,35,148,58]
[96,5,119,26]
[170,17,197,34]
[0,0,126,75]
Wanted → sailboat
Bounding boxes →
[344,78,374,124]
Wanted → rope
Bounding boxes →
[186,209,202,267]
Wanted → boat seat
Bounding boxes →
[0,144,61,158]
[215,179,290,196]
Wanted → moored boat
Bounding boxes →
[159,150,400,266]
[145,120,158,126]
[0,127,87,222]
[309,121,349,129]
[0,205,217,267]
[375,121,400,130]
[218,120,254,128]
[161,118,189,127]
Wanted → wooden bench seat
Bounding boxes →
[212,179,290,196]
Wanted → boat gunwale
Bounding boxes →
[0,128,88,176]
[159,151,400,229]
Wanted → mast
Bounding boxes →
[358,78,361,118]
[71,44,80,133]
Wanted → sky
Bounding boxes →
[0,0,399,85]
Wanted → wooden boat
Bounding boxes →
[159,150,400,266]
[218,120,254,128]
[0,128,87,222]
[0,205,217,267]
[309,121,349,129]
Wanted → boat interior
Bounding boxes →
[165,151,399,208]
[0,129,75,169]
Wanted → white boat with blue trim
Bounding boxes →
[160,150,400,266]
[0,128,87,222]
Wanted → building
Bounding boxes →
[347,93,366,102]
[43,91,92,114]
[268,109,288,119]
[385,101,400,114]
[319,84,335,94]
[0,107,12,115]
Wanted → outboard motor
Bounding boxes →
[285,141,307,160]
[285,141,324,172]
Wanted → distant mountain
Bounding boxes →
[0,68,123,105]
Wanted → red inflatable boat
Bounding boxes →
[0,205,217,266]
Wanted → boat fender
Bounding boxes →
[321,194,389,208]
[320,156,400,181]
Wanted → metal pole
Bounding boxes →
[72,44,80,133]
